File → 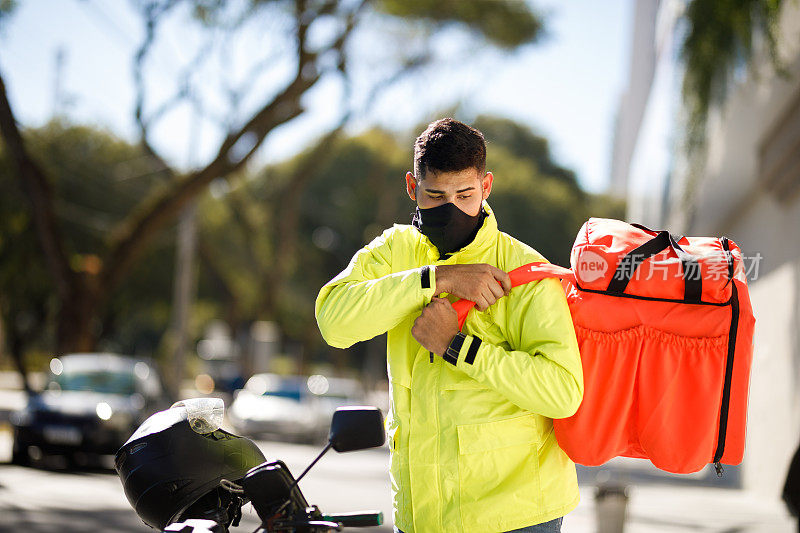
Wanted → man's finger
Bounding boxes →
[482,287,498,308]
[487,279,504,300]
[491,266,512,294]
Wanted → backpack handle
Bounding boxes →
[452,262,574,329]
[607,226,703,302]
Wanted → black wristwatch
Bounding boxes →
[442,331,467,365]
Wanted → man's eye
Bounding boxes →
[457,195,471,199]
[429,196,444,200]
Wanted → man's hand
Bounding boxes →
[435,264,512,311]
[411,297,459,357]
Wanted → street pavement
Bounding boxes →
[0,421,796,532]
[0,376,795,533]
[0,426,393,532]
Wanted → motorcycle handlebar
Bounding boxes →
[322,511,384,528]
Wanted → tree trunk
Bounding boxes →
[7,330,32,396]
[56,285,100,354]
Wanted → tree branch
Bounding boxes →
[226,185,271,280]
[97,0,381,299]
[133,0,184,176]
[99,0,330,297]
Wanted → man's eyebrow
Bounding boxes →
[424,187,476,194]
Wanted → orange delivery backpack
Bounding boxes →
[453,218,755,475]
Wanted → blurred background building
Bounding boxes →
[611,0,800,501]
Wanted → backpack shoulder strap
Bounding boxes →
[452,262,575,329]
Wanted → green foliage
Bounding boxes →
[473,116,580,191]
[189,0,543,49]
[197,129,410,347]
[474,115,588,266]
[1,116,624,372]
[680,0,785,146]
[24,121,171,253]
[1,0,555,375]
[0,121,178,360]
[376,0,544,48]
[195,178,275,315]
[0,137,56,358]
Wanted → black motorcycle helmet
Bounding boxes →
[115,399,266,530]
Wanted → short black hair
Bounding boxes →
[413,118,486,179]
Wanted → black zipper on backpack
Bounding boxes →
[713,237,739,476]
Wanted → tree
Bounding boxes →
[474,115,589,265]
[0,0,545,363]
[0,121,178,387]
[196,127,409,372]
[680,0,786,146]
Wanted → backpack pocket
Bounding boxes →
[557,324,728,472]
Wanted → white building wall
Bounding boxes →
[745,256,800,498]
[679,3,800,497]
[717,171,800,497]
[619,0,800,500]
[609,0,660,198]
[625,0,684,227]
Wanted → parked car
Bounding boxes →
[228,373,364,444]
[10,353,171,466]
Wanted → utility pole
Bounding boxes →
[168,106,200,399]
[53,46,65,116]
[52,46,75,117]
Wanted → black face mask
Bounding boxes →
[412,202,486,257]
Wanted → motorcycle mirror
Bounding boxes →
[329,406,385,453]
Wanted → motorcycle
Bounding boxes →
[115,398,386,533]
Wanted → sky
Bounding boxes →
[0,0,633,194]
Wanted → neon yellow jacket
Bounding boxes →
[315,203,583,533]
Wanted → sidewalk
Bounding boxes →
[567,483,794,532]
[568,459,796,533]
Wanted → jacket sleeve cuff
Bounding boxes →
[420,265,436,300]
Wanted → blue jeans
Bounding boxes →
[506,516,563,532]
[394,517,562,533]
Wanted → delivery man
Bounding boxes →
[315,118,584,533]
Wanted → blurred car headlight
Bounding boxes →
[96,402,133,431]
[96,402,113,420]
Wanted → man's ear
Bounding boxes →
[406,172,417,201]
[481,172,494,200]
